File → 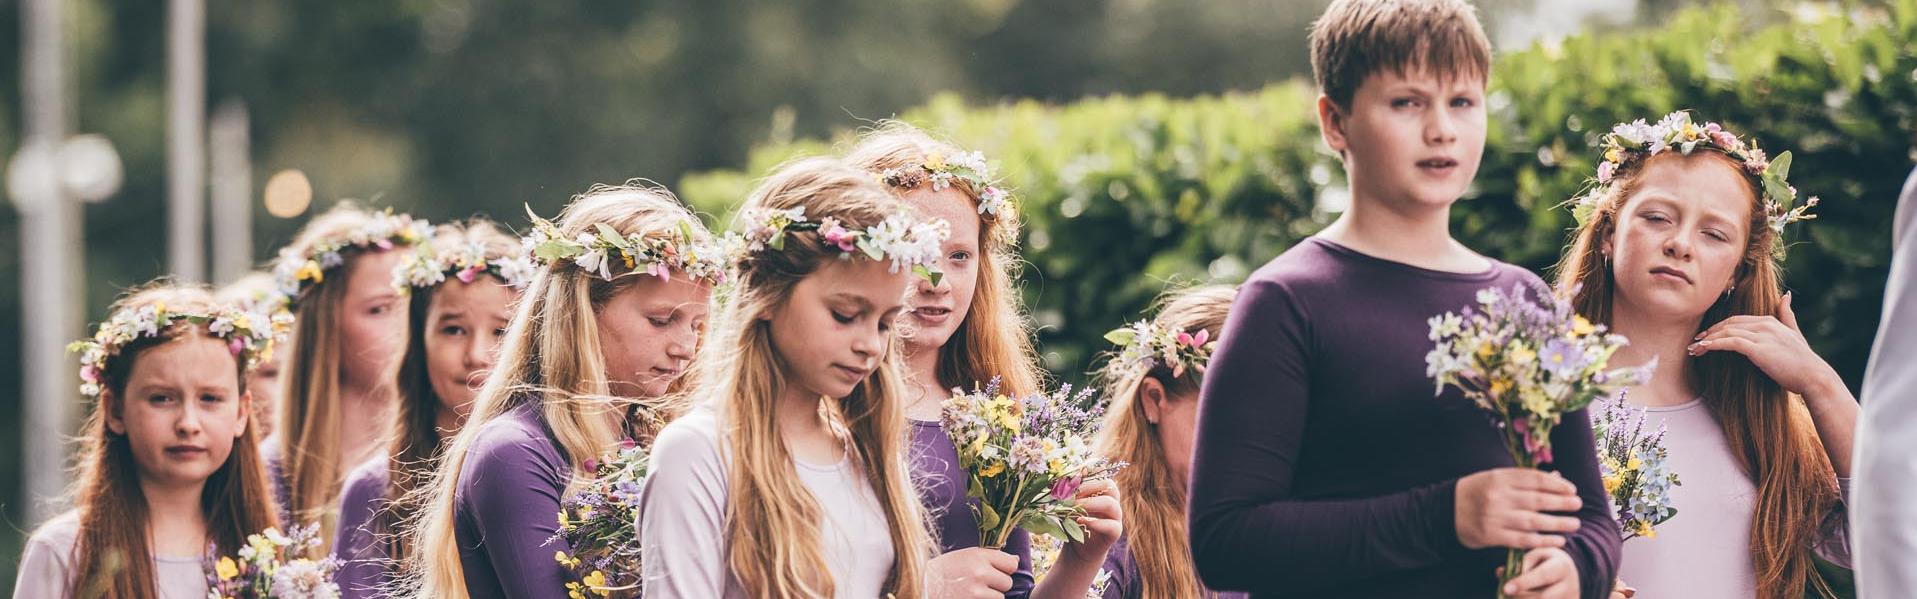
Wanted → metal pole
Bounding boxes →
[167,0,206,282]
[18,0,79,526]
[210,100,252,283]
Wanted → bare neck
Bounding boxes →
[338,386,392,467]
[901,342,946,421]
[777,386,844,465]
[1316,195,1488,273]
[1608,295,1702,407]
[139,476,208,558]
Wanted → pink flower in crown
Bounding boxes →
[820,218,858,253]
[1596,161,1617,184]
[228,337,246,356]
[1177,329,1210,349]
[80,364,99,383]
[456,265,484,284]
[375,239,395,251]
[1705,123,1739,150]
[1744,147,1769,173]
[646,261,671,282]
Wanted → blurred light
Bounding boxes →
[264,169,312,218]
[6,141,59,212]
[57,134,122,202]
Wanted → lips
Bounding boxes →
[1650,266,1692,284]
[164,445,207,458]
[911,306,953,325]
[1416,157,1459,170]
[831,364,870,383]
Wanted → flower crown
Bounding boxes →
[1571,111,1819,240]
[273,210,433,301]
[1103,320,1217,380]
[734,206,951,285]
[877,150,1014,217]
[68,301,289,398]
[523,205,732,284]
[393,238,539,294]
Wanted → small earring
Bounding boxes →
[1724,284,1736,297]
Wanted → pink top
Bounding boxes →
[1615,397,1850,597]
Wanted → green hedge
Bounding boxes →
[682,1,1917,386]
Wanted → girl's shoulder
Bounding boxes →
[23,510,82,555]
[339,456,389,508]
[651,408,725,463]
[16,510,83,595]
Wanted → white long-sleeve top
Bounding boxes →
[1855,167,1917,598]
[638,408,897,598]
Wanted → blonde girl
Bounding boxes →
[407,183,727,599]
[639,157,942,598]
[845,123,1122,599]
[332,219,532,598]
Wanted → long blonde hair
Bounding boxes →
[844,122,1044,397]
[381,219,522,570]
[61,284,280,598]
[406,183,713,598]
[275,202,415,545]
[694,157,932,597]
[1552,150,1842,598]
[1092,285,1236,599]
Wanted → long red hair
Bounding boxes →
[59,285,280,598]
[1552,150,1842,598]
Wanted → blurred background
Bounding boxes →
[2,0,1912,587]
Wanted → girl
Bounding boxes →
[1554,112,1853,598]
[639,157,943,598]
[217,272,293,441]
[1091,284,1242,599]
[407,184,727,598]
[333,219,532,598]
[13,285,280,598]
[266,203,430,543]
[846,124,1123,599]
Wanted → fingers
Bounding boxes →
[1074,478,1116,498]
[1505,469,1577,495]
[979,548,1019,574]
[1504,548,1574,596]
[982,567,1014,593]
[1526,513,1583,534]
[1689,335,1758,358]
[1778,291,1801,332]
[1076,494,1122,521]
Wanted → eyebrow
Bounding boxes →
[826,293,875,311]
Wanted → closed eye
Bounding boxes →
[832,311,856,325]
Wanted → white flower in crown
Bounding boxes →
[524,204,731,285]
[68,301,283,399]
[273,209,432,302]
[732,207,950,284]
[1104,319,1218,380]
[393,238,537,294]
[876,150,1017,218]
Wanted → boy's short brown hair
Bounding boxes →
[1309,0,1493,108]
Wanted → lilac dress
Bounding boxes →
[1098,535,1247,599]
[909,418,1036,597]
[452,401,574,599]
[332,457,392,598]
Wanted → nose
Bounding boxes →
[177,400,204,437]
[914,265,951,296]
[665,323,698,364]
[850,325,884,363]
[1426,105,1457,146]
[1661,230,1694,261]
[465,335,496,372]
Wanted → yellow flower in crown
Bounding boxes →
[924,152,948,171]
[216,556,239,580]
[1604,147,1624,164]
[295,260,324,284]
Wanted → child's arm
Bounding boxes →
[638,417,731,598]
[461,433,573,599]
[1187,278,1467,593]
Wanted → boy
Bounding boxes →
[1187,1,1620,597]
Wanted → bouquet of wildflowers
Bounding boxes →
[548,438,649,598]
[1424,282,1654,596]
[1591,393,1680,540]
[940,378,1126,549]
[1029,534,1114,598]
[205,524,340,599]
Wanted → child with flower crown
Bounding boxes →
[1188,2,1620,597]
[264,202,432,549]
[332,218,533,598]
[1091,284,1242,599]
[13,284,282,598]
[405,183,726,599]
[217,272,294,441]
[1553,111,1854,598]
[639,157,945,598]
[846,123,1123,599]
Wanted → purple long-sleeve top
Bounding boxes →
[909,419,1036,597]
[1187,238,1620,598]
[332,457,392,598]
[453,400,575,599]
[1098,534,1247,599]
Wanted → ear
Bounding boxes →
[1139,377,1168,425]
[1316,95,1350,158]
[102,389,127,435]
[235,389,254,439]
